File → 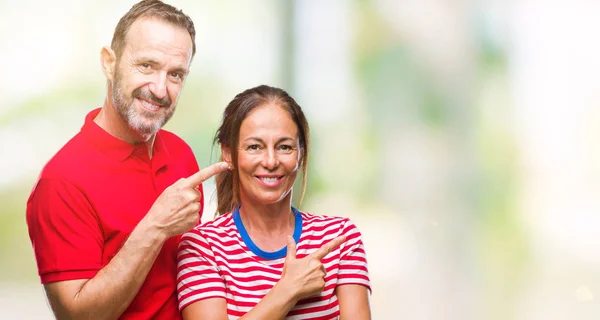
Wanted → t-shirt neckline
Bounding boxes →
[232,206,303,260]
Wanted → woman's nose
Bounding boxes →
[262,148,279,169]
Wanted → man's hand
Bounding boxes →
[143,161,230,238]
[278,235,346,302]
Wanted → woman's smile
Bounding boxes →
[256,175,284,187]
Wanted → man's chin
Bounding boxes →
[129,119,162,136]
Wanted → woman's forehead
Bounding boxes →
[239,104,298,138]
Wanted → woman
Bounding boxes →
[177,85,371,319]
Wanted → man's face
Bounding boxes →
[111,18,193,136]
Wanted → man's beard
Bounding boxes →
[111,73,175,136]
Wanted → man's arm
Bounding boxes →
[44,220,166,320]
[43,162,229,320]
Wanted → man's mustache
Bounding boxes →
[133,87,171,108]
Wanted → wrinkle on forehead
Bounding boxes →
[123,17,193,65]
[240,104,299,140]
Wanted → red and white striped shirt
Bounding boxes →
[177,207,370,319]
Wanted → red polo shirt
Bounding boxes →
[26,108,202,320]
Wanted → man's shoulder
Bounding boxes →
[27,131,91,202]
[39,131,90,180]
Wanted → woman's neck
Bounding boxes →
[238,201,295,237]
[237,194,297,252]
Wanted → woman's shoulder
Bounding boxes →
[299,211,365,251]
[299,210,354,228]
[181,212,236,240]
[197,212,236,232]
[180,212,238,249]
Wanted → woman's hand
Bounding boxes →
[277,235,346,302]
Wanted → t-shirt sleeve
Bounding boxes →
[177,229,226,311]
[337,219,371,292]
[26,177,103,283]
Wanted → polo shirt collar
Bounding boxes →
[81,108,171,165]
[152,129,171,170]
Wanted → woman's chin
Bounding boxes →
[246,191,291,206]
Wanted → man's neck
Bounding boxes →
[94,100,156,157]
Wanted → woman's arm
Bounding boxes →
[336,284,371,320]
[335,218,372,320]
[182,282,297,320]
[182,298,228,320]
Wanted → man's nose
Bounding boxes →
[148,72,168,100]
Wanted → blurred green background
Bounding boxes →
[1,0,600,319]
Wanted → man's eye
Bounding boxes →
[170,72,183,80]
[140,63,151,69]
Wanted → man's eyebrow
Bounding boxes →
[134,57,189,74]
[134,56,160,65]
[171,66,189,75]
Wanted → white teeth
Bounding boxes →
[140,99,159,111]
[260,177,278,183]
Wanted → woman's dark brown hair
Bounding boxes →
[214,85,310,215]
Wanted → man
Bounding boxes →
[26,1,228,319]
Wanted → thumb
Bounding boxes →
[285,236,297,261]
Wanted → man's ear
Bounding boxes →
[100,46,117,81]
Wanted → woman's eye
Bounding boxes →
[278,145,293,152]
[141,63,151,69]
[247,145,260,150]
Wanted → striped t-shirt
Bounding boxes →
[177,207,370,319]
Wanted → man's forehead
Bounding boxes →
[123,17,193,62]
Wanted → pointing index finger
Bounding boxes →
[311,235,346,260]
[184,162,230,188]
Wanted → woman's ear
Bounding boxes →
[222,146,233,168]
[296,148,304,171]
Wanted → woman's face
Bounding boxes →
[232,103,301,207]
